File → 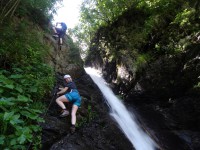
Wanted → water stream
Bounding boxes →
[85,67,157,150]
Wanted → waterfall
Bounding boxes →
[85,67,156,150]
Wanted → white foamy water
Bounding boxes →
[85,67,156,150]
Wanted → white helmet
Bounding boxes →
[64,74,71,79]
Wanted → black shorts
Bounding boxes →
[56,28,66,38]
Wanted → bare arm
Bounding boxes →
[57,87,68,95]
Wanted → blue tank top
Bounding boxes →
[64,81,77,93]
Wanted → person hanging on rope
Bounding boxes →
[56,74,81,133]
[52,22,67,45]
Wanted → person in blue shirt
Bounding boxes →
[56,74,81,133]
[52,22,67,45]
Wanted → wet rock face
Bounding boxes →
[85,42,200,149]
[122,45,200,102]
[87,44,200,99]
[170,97,200,130]
[40,116,69,149]
[135,46,200,98]
[41,73,133,150]
[50,118,134,150]
[44,33,84,78]
[124,45,200,150]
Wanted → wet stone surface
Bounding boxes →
[126,95,200,150]
[41,71,200,150]
[41,73,133,150]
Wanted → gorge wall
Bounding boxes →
[85,2,200,149]
[1,0,200,149]
[41,24,134,149]
[44,32,85,78]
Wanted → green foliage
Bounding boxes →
[0,84,44,149]
[0,20,54,149]
[17,0,62,25]
[0,0,62,149]
[87,104,96,122]
[77,104,96,128]
[81,0,199,72]
[173,8,196,27]
[66,36,83,65]
[134,53,151,71]
[80,0,135,28]
[71,0,136,54]
[0,0,62,24]
[0,0,20,23]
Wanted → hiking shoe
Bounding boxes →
[59,110,69,117]
[53,34,59,38]
[70,126,76,134]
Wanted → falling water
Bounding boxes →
[85,67,156,150]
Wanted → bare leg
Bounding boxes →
[71,105,78,125]
[52,27,57,34]
[59,38,63,44]
[56,95,69,109]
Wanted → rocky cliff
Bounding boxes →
[42,22,200,149]
[44,32,84,78]
[84,4,200,150]
[41,31,133,149]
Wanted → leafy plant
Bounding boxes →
[0,0,62,24]
[0,16,54,149]
[0,69,48,149]
[87,104,96,122]
[66,36,84,65]
[77,104,96,128]
[134,53,151,71]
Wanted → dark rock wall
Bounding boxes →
[133,45,200,99]
[84,5,200,150]
[42,32,133,149]
[44,31,84,78]
[42,4,200,149]
[42,73,133,150]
